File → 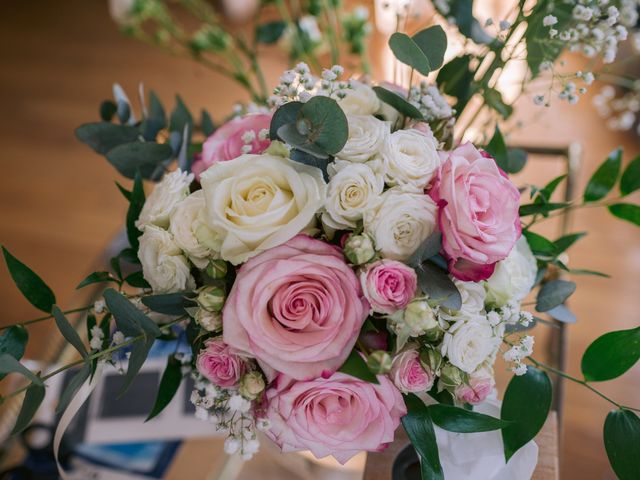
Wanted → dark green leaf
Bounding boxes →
[584,148,622,202]
[620,155,640,196]
[52,306,87,358]
[522,230,558,258]
[417,261,462,310]
[338,349,379,384]
[103,288,161,337]
[372,86,423,120]
[289,148,331,181]
[141,91,167,141]
[2,247,56,313]
[105,142,173,180]
[277,123,329,158]
[0,354,43,385]
[169,95,193,134]
[534,174,567,203]
[256,21,287,44]
[119,336,155,397]
[568,268,610,278]
[535,279,576,312]
[110,255,123,281]
[141,292,197,316]
[604,409,640,480]
[389,32,432,75]
[525,0,573,77]
[553,232,586,253]
[546,304,576,324]
[100,100,117,121]
[125,270,150,288]
[11,384,46,436]
[299,96,349,155]
[126,171,145,250]
[484,88,513,119]
[484,127,508,171]
[75,122,140,155]
[429,404,511,433]
[201,109,215,137]
[501,366,551,460]
[506,148,528,174]
[0,326,28,381]
[148,90,165,122]
[436,55,474,114]
[519,202,569,217]
[116,100,131,124]
[608,203,640,227]
[402,394,444,480]
[115,181,132,201]
[146,355,183,421]
[76,271,118,289]
[411,25,447,71]
[435,0,495,45]
[581,326,640,382]
[407,232,442,267]
[270,101,303,140]
[56,362,91,414]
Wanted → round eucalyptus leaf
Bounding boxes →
[389,32,432,75]
[299,96,348,155]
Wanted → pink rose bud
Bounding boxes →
[196,337,245,388]
[390,349,435,394]
[454,369,495,405]
[429,142,521,281]
[360,260,418,314]
[359,330,389,351]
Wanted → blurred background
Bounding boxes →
[0,0,638,479]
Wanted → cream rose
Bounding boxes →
[381,129,441,190]
[485,236,537,307]
[364,187,438,261]
[336,115,389,163]
[322,160,384,230]
[441,316,496,374]
[200,153,326,264]
[169,191,220,268]
[138,225,195,293]
[338,80,381,116]
[136,169,194,229]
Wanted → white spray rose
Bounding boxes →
[439,280,486,321]
[138,225,195,293]
[441,316,496,374]
[381,129,441,190]
[364,187,438,261]
[137,170,194,229]
[485,236,537,307]
[169,191,221,269]
[336,115,390,163]
[322,160,384,230]
[200,153,326,265]
[338,80,381,116]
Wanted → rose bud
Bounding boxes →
[420,348,443,376]
[344,233,376,265]
[367,350,393,374]
[239,371,266,400]
[358,330,389,351]
[404,300,440,340]
[197,286,226,312]
[195,308,221,332]
[439,363,465,388]
[206,259,228,279]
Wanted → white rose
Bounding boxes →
[137,170,194,229]
[441,316,496,374]
[338,80,381,116]
[381,129,441,190]
[485,236,537,307]
[364,187,438,261]
[138,225,195,293]
[200,153,326,264]
[336,115,389,163]
[439,280,486,321]
[169,191,221,269]
[322,160,384,230]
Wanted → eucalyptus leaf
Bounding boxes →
[100,100,117,122]
[416,261,462,310]
[584,148,622,202]
[53,306,88,358]
[56,362,91,414]
[103,288,161,338]
[608,203,640,227]
[0,326,28,381]
[484,88,513,119]
[604,409,640,480]
[106,142,173,180]
[119,336,155,397]
[201,109,215,137]
[141,291,197,316]
[407,232,442,268]
[372,86,423,120]
[620,155,640,196]
[338,349,379,384]
[289,148,331,181]
[429,404,511,433]
[299,96,348,155]
[501,366,551,460]
[146,355,183,421]
[581,326,640,382]
[11,384,46,436]
[76,271,118,289]
[389,32,432,75]
[125,270,150,289]
[411,25,447,71]
[546,304,577,324]
[535,279,576,312]
[126,171,145,250]
[116,100,131,124]
[402,394,444,480]
[277,123,329,158]
[436,55,474,114]
[169,95,193,134]
[0,354,43,385]
[256,21,287,44]
[270,101,303,140]
[484,127,508,171]
[2,247,56,313]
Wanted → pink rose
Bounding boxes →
[360,260,417,314]
[196,337,245,388]
[264,372,406,464]
[454,368,494,405]
[191,113,272,179]
[429,143,521,281]
[390,349,434,393]
[223,235,369,380]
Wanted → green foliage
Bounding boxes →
[126,171,146,251]
[519,202,568,217]
[0,353,43,385]
[372,86,423,120]
[608,203,640,227]
[75,122,140,155]
[522,230,558,259]
[103,289,161,338]
[501,366,552,461]
[169,95,193,134]
[483,88,513,119]
[411,25,447,71]
[581,327,640,382]
[535,279,576,312]
[2,247,56,313]
[0,326,28,381]
[388,26,447,76]
[52,306,88,358]
[146,355,183,421]
[620,155,640,196]
[584,148,622,202]
[11,384,46,436]
[416,260,462,310]
[407,232,442,268]
[429,404,511,433]
[106,142,173,180]
[201,109,215,137]
[434,0,494,45]
[77,271,119,289]
[56,362,91,414]
[603,409,640,480]
[525,0,573,77]
[436,55,474,114]
[100,100,117,122]
[546,304,577,324]
[553,232,586,253]
[338,349,379,384]
[256,21,287,44]
[402,394,444,480]
[125,271,150,288]
[141,291,197,316]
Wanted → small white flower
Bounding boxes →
[244,439,260,455]
[195,406,210,421]
[228,395,252,413]
[94,299,106,314]
[112,330,125,345]
[241,144,253,154]
[256,418,271,431]
[543,15,558,27]
[224,437,241,455]
[512,363,528,376]
[258,128,269,141]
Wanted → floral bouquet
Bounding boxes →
[2,2,640,479]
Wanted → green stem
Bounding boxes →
[322,0,341,66]
[1,305,94,331]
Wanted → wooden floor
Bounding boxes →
[0,1,638,479]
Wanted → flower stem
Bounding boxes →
[0,305,94,332]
